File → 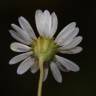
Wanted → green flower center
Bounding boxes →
[32,37,59,62]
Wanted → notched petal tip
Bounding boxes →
[35,9,42,14]
[44,10,50,14]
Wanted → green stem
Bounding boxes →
[37,58,44,96]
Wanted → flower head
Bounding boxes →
[9,9,83,96]
[9,10,83,83]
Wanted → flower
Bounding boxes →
[9,10,82,82]
[9,9,83,96]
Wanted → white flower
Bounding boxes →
[9,10,83,83]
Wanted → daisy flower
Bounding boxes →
[9,10,83,96]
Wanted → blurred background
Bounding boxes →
[0,0,95,96]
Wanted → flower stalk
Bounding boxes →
[38,57,44,96]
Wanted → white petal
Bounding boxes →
[62,36,83,49]
[11,24,32,44]
[10,42,31,52]
[18,16,36,39]
[35,10,43,36]
[49,12,58,37]
[55,22,76,44]
[43,68,49,82]
[30,63,39,74]
[56,61,69,72]
[55,55,80,72]
[43,10,51,36]
[9,52,32,65]
[35,10,51,37]
[17,57,34,75]
[59,47,83,54]
[59,27,79,46]
[50,62,62,83]
[9,30,29,45]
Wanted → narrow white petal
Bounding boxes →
[9,52,32,65]
[59,27,79,46]
[42,10,51,36]
[67,47,83,54]
[30,63,39,74]
[43,68,49,82]
[49,12,58,37]
[55,22,76,44]
[59,47,83,54]
[9,30,29,45]
[55,55,80,72]
[11,24,32,44]
[17,57,34,75]
[62,36,83,49]
[35,10,44,36]
[35,10,51,37]
[10,42,31,52]
[18,16,36,39]
[56,61,69,72]
[50,62,62,83]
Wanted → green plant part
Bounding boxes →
[32,37,59,63]
[32,36,59,96]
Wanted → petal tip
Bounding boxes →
[19,16,24,19]
[35,9,42,14]
[72,64,80,72]
[17,69,23,75]
[72,22,76,25]
[9,60,13,65]
[70,22,76,27]
[10,43,15,51]
[58,79,63,83]
[74,66,80,72]
[9,30,12,34]
[44,10,49,13]
[11,23,14,27]
[17,67,25,75]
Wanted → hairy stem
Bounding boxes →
[37,58,44,96]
